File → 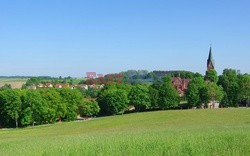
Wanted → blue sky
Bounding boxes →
[0,0,249,77]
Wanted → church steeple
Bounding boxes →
[207,46,215,71]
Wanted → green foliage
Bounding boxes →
[26,77,40,86]
[205,69,218,83]
[207,83,224,103]
[0,89,22,127]
[59,88,83,121]
[0,84,12,91]
[39,89,66,123]
[186,77,208,108]
[148,85,159,108]
[128,85,150,111]
[158,76,180,109]
[97,84,131,115]
[21,90,48,126]
[76,86,101,98]
[220,92,229,107]
[98,86,128,115]
[238,74,250,103]
[78,100,100,117]
[218,69,239,107]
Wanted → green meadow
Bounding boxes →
[0,108,250,156]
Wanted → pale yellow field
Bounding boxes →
[0,78,27,88]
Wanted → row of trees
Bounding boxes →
[97,69,250,115]
[1,68,249,128]
[186,69,250,108]
[0,88,100,128]
[97,76,180,115]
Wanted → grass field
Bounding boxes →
[0,108,250,156]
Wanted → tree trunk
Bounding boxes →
[15,111,18,128]
[15,119,18,128]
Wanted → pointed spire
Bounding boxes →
[207,46,215,70]
[208,46,213,61]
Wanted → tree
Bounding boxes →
[98,88,128,115]
[0,89,22,128]
[199,85,210,106]
[220,92,229,107]
[186,83,200,108]
[158,76,180,109]
[78,100,100,118]
[128,85,150,111]
[205,69,218,83]
[39,89,66,123]
[0,84,12,91]
[60,88,82,121]
[238,74,250,106]
[148,85,159,109]
[207,82,224,105]
[26,77,39,86]
[186,77,208,108]
[21,90,48,126]
[218,69,239,107]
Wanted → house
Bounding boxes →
[45,83,53,88]
[89,84,98,89]
[62,84,69,88]
[27,85,37,90]
[100,84,105,88]
[71,84,78,89]
[80,84,88,90]
[55,84,62,88]
[37,83,44,88]
[172,77,190,96]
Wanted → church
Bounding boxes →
[172,47,215,97]
[207,46,215,71]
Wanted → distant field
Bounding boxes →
[0,78,27,88]
[0,108,249,155]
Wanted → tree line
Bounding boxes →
[186,69,250,108]
[0,68,249,128]
[0,88,100,128]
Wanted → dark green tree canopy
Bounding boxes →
[205,69,218,83]
[158,76,180,109]
[129,84,150,111]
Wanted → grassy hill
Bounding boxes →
[0,108,250,155]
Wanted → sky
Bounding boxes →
[0,0,250,77]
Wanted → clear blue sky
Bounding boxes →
[0,0,249,77]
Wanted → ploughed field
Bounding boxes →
[0,108,250,156]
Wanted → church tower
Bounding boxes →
[207,46,215,71]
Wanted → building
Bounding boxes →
[172,77,190,97]
[207,46,215,71]
[37,83,44,88]
[62,84,69,88]
[45,83,53,88]
[55,84,62,88]
[80,84,88,90]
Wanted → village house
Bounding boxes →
[37,83,44,88]
[172,77,190,97]
[62,84,69,88]
[45,83,53,88]
[89,84,98,89]
[55,84,62,88]
[71,84,78,89]
[80,84,88,90]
